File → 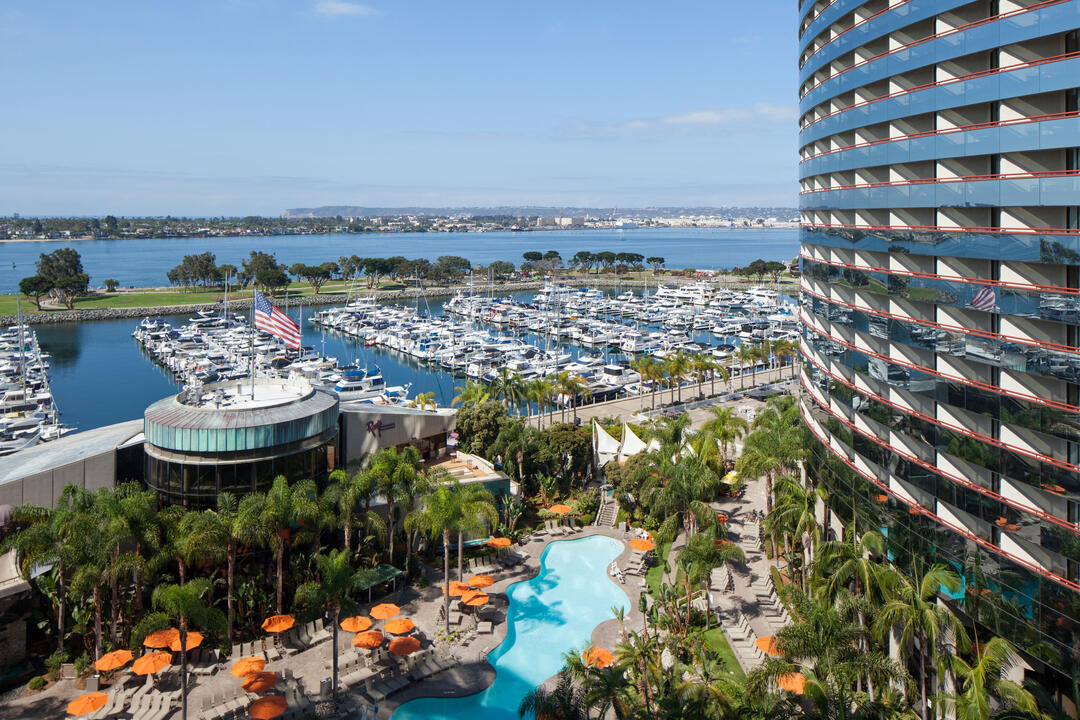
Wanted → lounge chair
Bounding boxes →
[476,621,493,634]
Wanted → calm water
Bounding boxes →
[2,227,798,292]
[391,535,627,720]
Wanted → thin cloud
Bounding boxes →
[313,1,378,17]
[571,104,798,137]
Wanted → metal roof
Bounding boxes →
[145,386,338,431]
[0,420,144,488]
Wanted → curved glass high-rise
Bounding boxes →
[797,0,1080,698]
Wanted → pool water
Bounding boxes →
[390,535,627,720]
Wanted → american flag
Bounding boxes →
[969,286,996,312]
[254,290,300,349]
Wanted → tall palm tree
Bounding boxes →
[294,549,376,701]
[369,446,421,565]
[874,564,969,720]
[324,469,384,555]
[562,649,637,720]
[152,579,225,720]
[699,405,749,471]
[666,352,691,404]
[705,356,729,397]
[556,371,591,423]
[737,342,760,389]
[631,356,658,410]
[772,338,798,380]
[735,396,804,514]
[247,475,320,613]
[690,354,713,399]
[212,492,265,645]
[518,671,588,720]
[409,477,461,633]
[937,636,1039,720]
[451,380,489,408]
[453,483,499,581]
[766,475,827,589]
[676,529,744,631]
[530,377,556,430]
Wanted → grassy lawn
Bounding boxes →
[645,541,672,597]
[703,627,746,681]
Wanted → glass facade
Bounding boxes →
[798,0,1080,692]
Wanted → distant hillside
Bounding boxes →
[283,205,799,220]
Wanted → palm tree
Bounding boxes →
[676,529,744,631]
[705,356,729,397]
[737,342,760,388]
[631,357,658,410]
[369,446,421,565]
[152,579,225,720]
[211,492,265,644]
[247,476,320,613]
[766,475,826,589]
[408,391,437,411]
[530,377,556,430]
[937,637,1039,720]
[451,380,489,408]
[700,406,749,471]
[665,352,691,404]
[453,483,499,581]
[772,338,798,380]
[294,549,376,701]
[812,527,888,605]
[735,396,804,514]
[562,649,637,720]
[409,477,461,633]
[874,563,969,720]
[556,371,591,423]
[324,469,385,555]
[518,670,588,720]
[690,354,713,398]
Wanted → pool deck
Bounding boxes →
[378,525,646,717]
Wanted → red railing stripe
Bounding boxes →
[800,0,915,70]
[800,50,1080,132]
[799,0,1069,99]
[798,252,1080,296]
[799,360,1080,535]
[798,309,1080,415]
[800,110,1080,163]
[799,392,1080,594]
[798,337,1080,473]
[800,168,1080,194]
[800,221,1080,237]
[801,282,1080,355]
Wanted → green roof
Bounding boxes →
[357,564,402,591]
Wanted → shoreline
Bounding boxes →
[0,277,799,326]
[0,225,799,244]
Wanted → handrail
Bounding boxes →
[799,0,1069,99]
[801,282,1080,355]
[799,364,1080,535]
[800,168,1080,193]
[798,341,1080,474]
[799,309,1080,415]
[800,50,1080,132]
[800,110,1080,164]
[800,221,1080,236]
[800,0,915,69]
[799,0,843,41]
[799,394,1080,594]
[799,252,1080,296]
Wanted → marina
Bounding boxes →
[0,322,70,456]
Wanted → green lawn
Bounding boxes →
[645,541,672,597]
[703,627,746,681]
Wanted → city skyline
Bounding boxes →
[0,1,797,216]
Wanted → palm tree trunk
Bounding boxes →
[57,570,66,652]
[110,576,120,645]
[918,639,928,720]
[93,583,103,661]
[344,520,353,553]
[180,624,189,720]
[179,560,186,587]
[331,608,340,699]
[276,536,285,613]
[227,547,235,644]
[443,530,451,634]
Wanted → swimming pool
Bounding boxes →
[390,534,627,720]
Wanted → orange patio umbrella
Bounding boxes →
[132,651,172,676]
[353,630,384,649]
[169,631,203,653]
[549,504,573,514]
[340,616,372,633]
[94,649,133,672]
[388,636,421,656]
[777,672,805,694]
[468,574,494,589]
[67,692,108,716]
[442,581,470,596]
[581,647,614,668]
[241,671,279,694]
[461,590,490,607]
[249,695,287,720]
[143,628,179,649]
[486,537,511,549]
[755,636,781,656]
[628,538,654,552]
[261,614,295,633]
[384,618,415,635]
[230,656,267,678]
[370,603,399,620]
[715,513,729,524]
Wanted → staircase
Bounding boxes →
[595,498,618,527]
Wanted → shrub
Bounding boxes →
[44,649,69,679]
[576,494,599,520]
[74,652,91,676]
[28,676,46,691]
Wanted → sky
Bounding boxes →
[0,1,798,216]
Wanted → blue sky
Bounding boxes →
[0,1,797,215]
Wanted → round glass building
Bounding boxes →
[797,0,1080,697]
[143,379,339,506]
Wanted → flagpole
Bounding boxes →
[250,290,256,400]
